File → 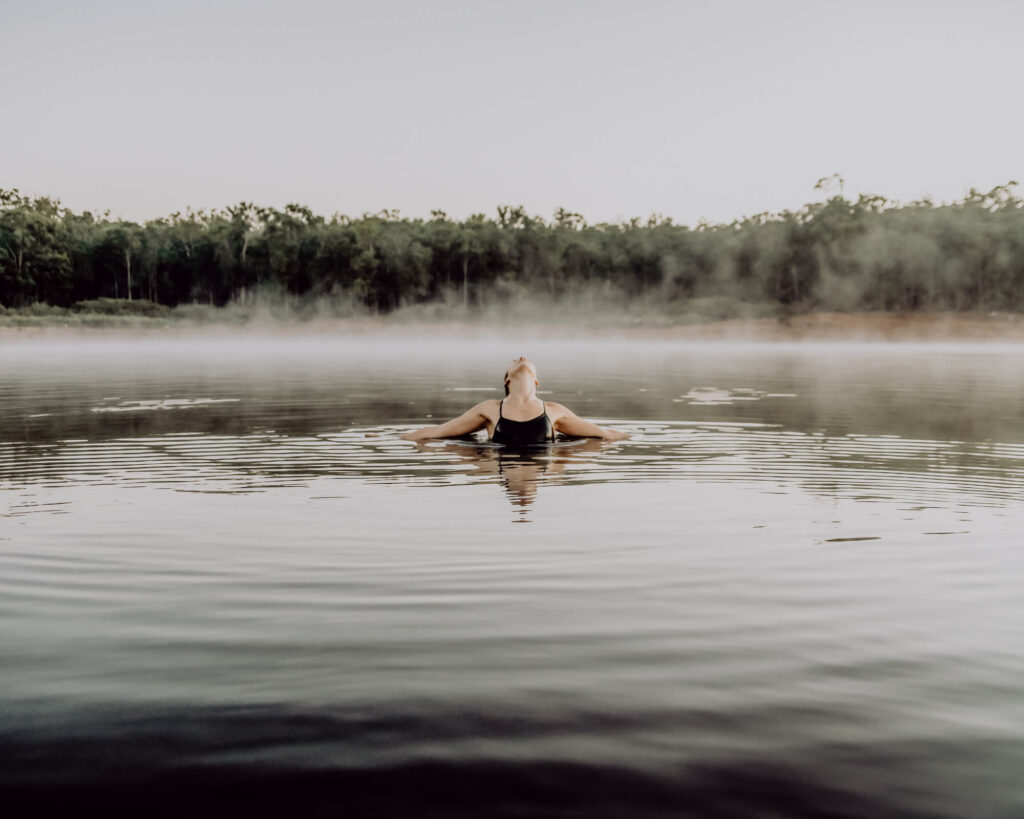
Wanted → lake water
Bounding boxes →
[2,334,1024,817]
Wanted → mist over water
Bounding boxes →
[3,334,1024,817]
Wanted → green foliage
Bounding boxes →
[0,190,73,306]
[2,183,1023,317]
[73,298,169,316]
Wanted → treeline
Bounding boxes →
[1,181,1022,314]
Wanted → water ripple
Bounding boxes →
[3,422,1020,509]
[4,340,1024,817]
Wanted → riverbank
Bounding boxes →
[2,311,1024,342]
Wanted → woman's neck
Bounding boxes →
[506,375,537,401]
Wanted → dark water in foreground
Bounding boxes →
[2,336,1024,817]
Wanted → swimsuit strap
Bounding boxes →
[499,399,504,419]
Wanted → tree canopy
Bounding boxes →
[2,183,1022,314]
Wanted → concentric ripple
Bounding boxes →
[2,422,1021,510]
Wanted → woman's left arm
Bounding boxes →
[547,402,628,441]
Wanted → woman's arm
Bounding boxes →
[401,401,492,441]
[547,402,628,441]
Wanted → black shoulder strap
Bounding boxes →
[499,399,504,419]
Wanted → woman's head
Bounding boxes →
[503,356,537,396]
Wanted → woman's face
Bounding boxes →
[506,356,537,382]
[504,357,538,393]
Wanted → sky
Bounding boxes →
[2,0,1022,225]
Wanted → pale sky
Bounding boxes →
[3,0,1021,225]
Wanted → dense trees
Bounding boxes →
[1,183,1022,315]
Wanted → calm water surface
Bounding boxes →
[2,336,1024,817]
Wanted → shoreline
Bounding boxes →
[2,311,1024,343]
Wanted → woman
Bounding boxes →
[401,357,628,443]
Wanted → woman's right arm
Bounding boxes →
[401,401,492,441]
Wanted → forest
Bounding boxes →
[1,179,1022,321]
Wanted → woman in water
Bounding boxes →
[401,357,628,444]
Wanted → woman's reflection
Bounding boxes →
[411,438,607,522]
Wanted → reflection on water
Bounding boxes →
[413,439,608,522]
[2,337,1024,817]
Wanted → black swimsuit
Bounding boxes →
[491,399,555,446]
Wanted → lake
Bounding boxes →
[2,333,1023,817]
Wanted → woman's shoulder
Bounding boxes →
[543,400,571,417]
